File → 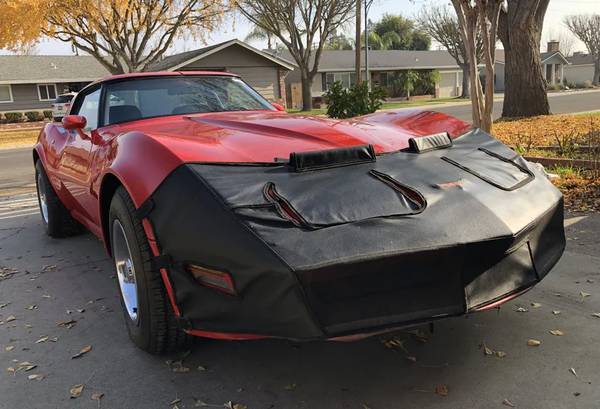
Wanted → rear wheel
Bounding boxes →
[109,186,192,354]
[35,161,82,237]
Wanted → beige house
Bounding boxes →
[564,53,598,86]
[0,39,296,113]
[147,39,296,104]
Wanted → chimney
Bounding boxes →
[547,40,560,53]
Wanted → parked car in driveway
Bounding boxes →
[32,71,565,354]
[51,92,76,121]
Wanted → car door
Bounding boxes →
[56,86,102,225]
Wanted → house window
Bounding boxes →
[380,72,390,87]
[322,72,357,91]
[37,84,57,101]
[0,85,12,103]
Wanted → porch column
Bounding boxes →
[560,64,564,85]
[551,64,556,85]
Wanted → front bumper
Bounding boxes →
[141,129,565,340]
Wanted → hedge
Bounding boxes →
[24,111,44,122]
[3,112,23,123]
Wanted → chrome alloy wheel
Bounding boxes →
[112,219,139,322]
[37,172,49,224]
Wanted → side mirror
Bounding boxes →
[62,115,87,130]
[272,102,286,112]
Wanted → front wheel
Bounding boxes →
[109,186,192,354]
[35,161,82,237]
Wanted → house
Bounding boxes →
[278,49,466,108]
[146,39,296,104]
[0,39,296,113]
[0,55,110,112]
[494,41,570,91]
[564,52,598,86]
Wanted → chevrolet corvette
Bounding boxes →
[33,71,565,354]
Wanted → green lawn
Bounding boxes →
[286,97,466,116]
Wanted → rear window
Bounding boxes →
[55,94,75,103]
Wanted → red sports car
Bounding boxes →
[33,71,565,354]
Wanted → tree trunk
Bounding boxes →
[301,70,314,111]
[460,64,471,98]
[594,59,600,86]
[499,1,550,118]
[355,0,362,84]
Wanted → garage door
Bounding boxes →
[230,67,278,101]
[439,72,460,98]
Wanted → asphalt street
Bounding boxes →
[1,196,600,409]
[1,90,600,409]
[1,89,600,195]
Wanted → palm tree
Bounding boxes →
[245,25,275,49]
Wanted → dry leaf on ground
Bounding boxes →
[516,307,528,313]
[552,310,561,315]
[6,315,16,322]
[527,339,541,347]
[580,291,591,298]
[531,302,542,308]
[502,398,516,407]
[72,345,92,359]
[5,346,14,352]
[35,336,48,344]
[435,384,449,397]
[549,329,564,336]
[570,367,578,377]
[70,384,84,398]
[592,313,600,318]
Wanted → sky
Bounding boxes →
[2,0,600,56]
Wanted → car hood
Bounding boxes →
[105,110,471,163]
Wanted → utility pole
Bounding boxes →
[364,0,374,89]
[355,0,362,84]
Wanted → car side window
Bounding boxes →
[73,88,101,130]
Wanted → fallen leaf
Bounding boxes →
[574,392,581,397]
[516,306,529,313]
[527,339,541,347]
[42,294,51,298]
[70,384,84,399]
[552,310,561,315]
[531,302,542,308]
[172,365,191,373]
[91,392,104,401]
[570,367,578,378]
[435,384,449,397]
[25,305,37,310]
[284,383,297,391]
[0,303,9,308]
[170,398,182,405]
[72,345,92,359]
[549,329,564,336]
[483,344,494,356]
[587,279,595,283]
[197,365,207,371]
[41,265,56,272]
[406,356,417,363]
[35,336,49,344]
[57,319,76,329]
[6,367,15,374]
[502,398,516,407]
[592,313,600,318]
[5,346,14,352]
[77,309,85,313]
[18,361,37,371]
[580,291,591,298]
[496,351,507,358]
[6,315,16,322]
[28,374,44,381]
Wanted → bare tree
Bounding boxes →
[498,0,551,118]
[451,0,502,132]
[238,0,356,111]
[417,4,483,98]
[564,14,600,85]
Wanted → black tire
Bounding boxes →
[35,160,83,238]
[109,186,192,354]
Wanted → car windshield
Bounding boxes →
[103,75,275,125]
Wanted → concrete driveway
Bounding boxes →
[1,193,599,409]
